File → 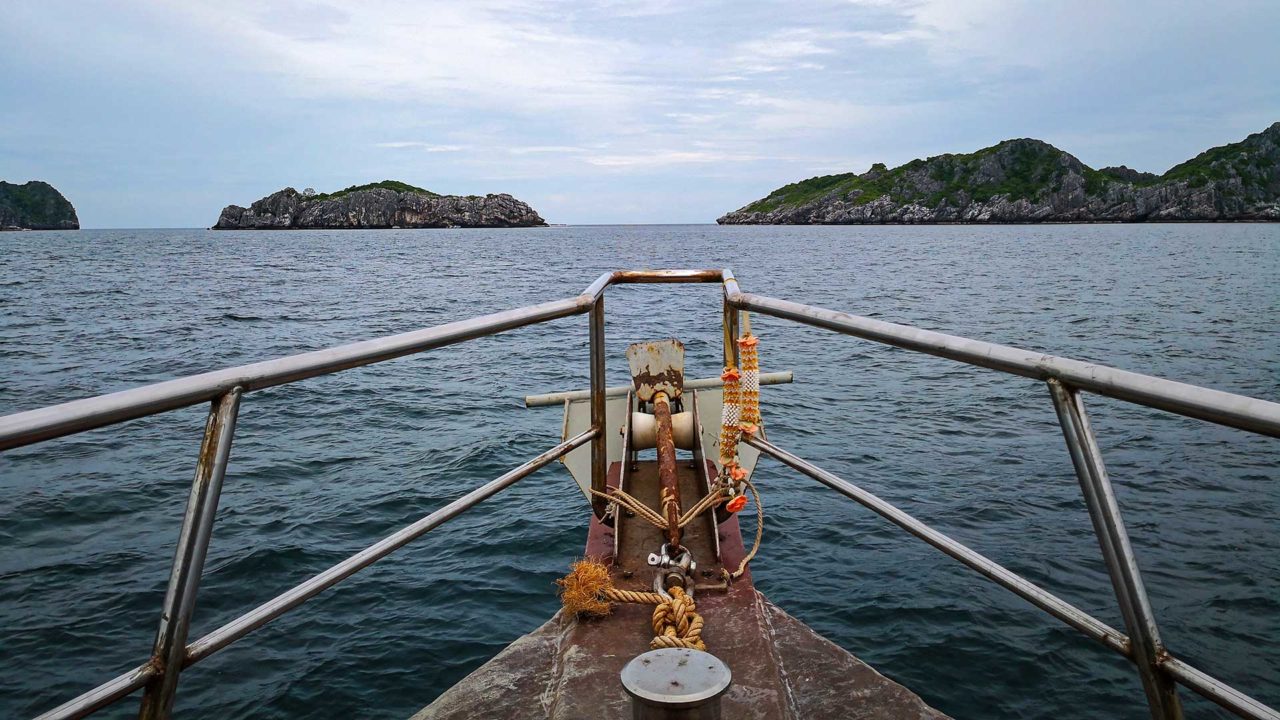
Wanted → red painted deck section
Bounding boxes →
[415,460,948,719]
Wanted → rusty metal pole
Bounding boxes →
[653,391,681,548]
[138,388,242,720]
[589,297,608,519]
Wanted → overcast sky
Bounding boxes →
[2,0,1277,227]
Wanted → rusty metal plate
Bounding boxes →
[626,339,684,402]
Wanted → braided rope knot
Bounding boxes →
[650,586,705,650]
[557,560,707,650]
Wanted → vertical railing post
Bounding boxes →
[138,388,242,720]
[722,296,739,370]
[1048,379,1182,720]
[589,298,608,518]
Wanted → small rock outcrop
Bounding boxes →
[0,181,79,230]
[718,122,1280,224]
[213,180,546,229]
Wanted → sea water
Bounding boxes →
[1,224,1277,718]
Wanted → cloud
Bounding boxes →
[508,145,589,154]
[3,0,1277,225]
[375,142,469,151]
[847,28,931,46]
[729,28,843,74]
[583,0,690,18]
[582,149,813,169]
[584,150,742,168]
[154,0,653,117]
[664,112,723,125]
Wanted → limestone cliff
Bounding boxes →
[213,181,546,229]
[718,122,1280,224]
[0,181,79,230]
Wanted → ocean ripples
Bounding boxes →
[0,224,1277,719]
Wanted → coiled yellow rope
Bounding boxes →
[649,586,704,650]
[557,559,707,650]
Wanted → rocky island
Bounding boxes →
[213,180,546,229]
[0,181,79,230]
[719,122,1280,224]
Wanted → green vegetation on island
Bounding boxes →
[720,122,1280,224]
[0,180,79,230]
[307,180,440,202]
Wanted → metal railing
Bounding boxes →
[0,268,1277,720]
[729,286,1280,720]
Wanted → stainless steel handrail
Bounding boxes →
[742,433,1131,654]
[4,269,733,720]
[727,290,1280,438]
[3,268,1277,720]
[721,288,1279,720]
[34,430,596,720]
[0,298,587,450]
[744,434,1279,720]
[185,428,595,665]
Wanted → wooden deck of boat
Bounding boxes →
[414,460,949,719]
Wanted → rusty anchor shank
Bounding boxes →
[653,391,681,548]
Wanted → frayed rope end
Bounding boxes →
[556,559,615,617]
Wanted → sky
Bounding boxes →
[1,1,1278,227]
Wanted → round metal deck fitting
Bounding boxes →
[620,648,732,719]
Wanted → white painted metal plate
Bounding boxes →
[561,394,630,499]
[626,339,684,402]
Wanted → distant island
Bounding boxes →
[0,181,79,230]
[718,122,1280,224]
[213,180,546,229]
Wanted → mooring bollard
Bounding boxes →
[620,647,732,720]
